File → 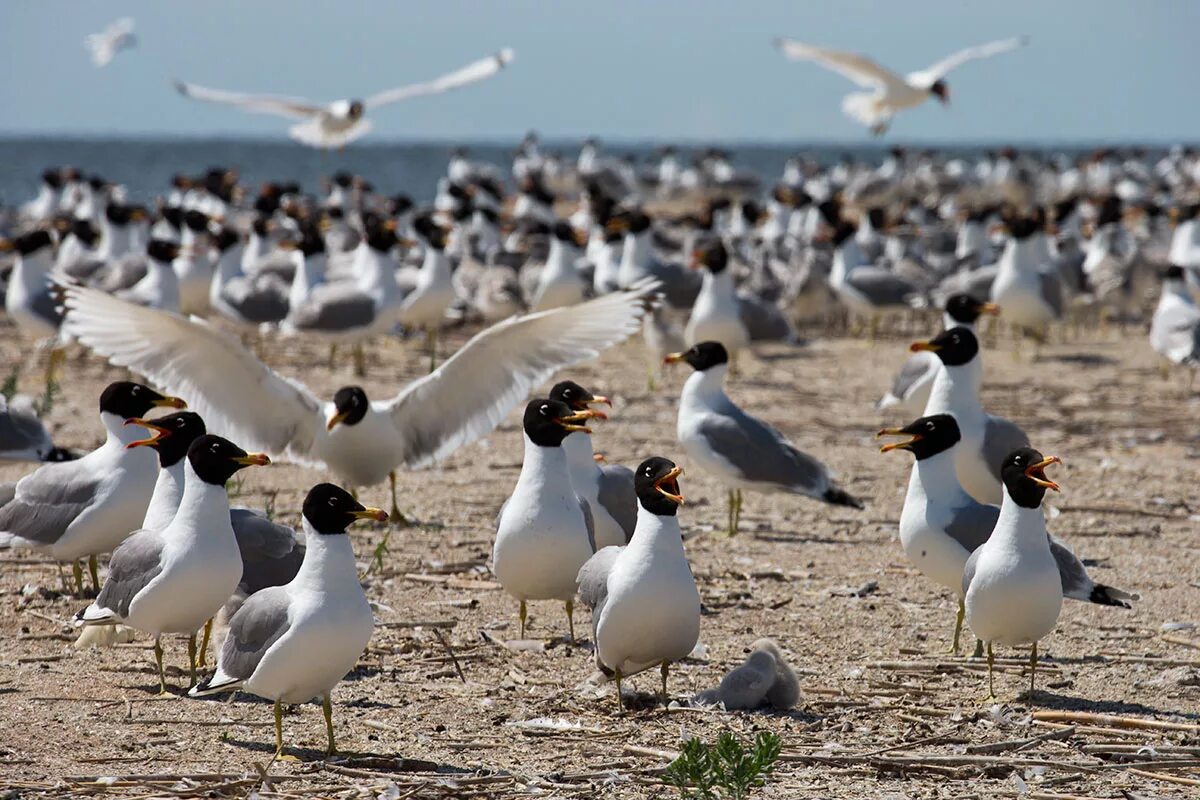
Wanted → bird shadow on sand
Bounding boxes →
[1019,690,1198,718]
[1032,352,1119,367]
[751,530,864,546]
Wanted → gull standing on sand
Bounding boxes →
[774,36,1027,135]
[1149,266,1200,371]
[876,294,1000,414]
[397,214,457,370]
[576,457,699,710]
[75,435,270,692]
[914,327,1028,505]
[548,381,636,548]
[0,382,185,593]
[964,448,1064,696]
[877,415,1135,653]
[173,49,514,149]
[666,342,863,535]
[685,240,749,359]
[493,399,602,640]
[61,280,658,523]
[190,483,384,758]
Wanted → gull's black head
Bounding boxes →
[607,208,652,236]
[1094,195,1123,228]
[147,239,181,263]
[690,240,728,275]
[944,294,1000,324]
[634,456,684,516]
[1003,211,1040,240]
[413,213,448,251]
[1164,265,1187,282]
[866,207,887,230]
[326,386,369,432]
[182,209,210,234]
[1001,447,1061,508]
[929,80,949,105]
[70,219,99,248]
[332,171,354,189]
[664,341,729,372]
[186,434,270,486]
[87,175,107,191]
[348,100,364,119]
[99,381,186,420]
[363,216,398,252]
[14,230,54,256]
[250,215,272,238]
[548,380,612,413]
[910,326,978,367]
[877,414,961,461]
[105,203,133,225]
[303,482,386,534]
[522,398,592,448]
[125,411,206,468]
[552,220,586,248]
[298,223,326,257]
[160,206,184,230]
[830,220,858,247]
[391,193,414,215]
[42,169,63,189]
[213,227,240,253]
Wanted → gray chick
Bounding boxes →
[695,638,800,711]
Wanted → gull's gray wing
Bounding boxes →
[887,351,936,402]
[697,409,832,497]
[288,285,376,332]
[1039,271,1064,317]
[1049,534,1093,603]
[578,495,596,553]
[93,529,164,619]
[943,501,999,554]
[596,464,636,542]
[962,546,982,596]
[982,415,1030,480]
[738,295,793,342]
[0,462,100,546]
[0,401,52,460]
[576,545,623,669]
[0,482,15,509]
[30,286,63,328]
[230,509,305,595]
[220,280,289,324]
[847,268,918,308]
[217,585,292,682]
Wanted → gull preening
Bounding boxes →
[85,18,136,68]
[173,49,515,148]
[774,36,1027,134]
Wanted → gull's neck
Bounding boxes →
[991,485,1051,553]
[516,435,574,497]
[619,230,652,282]
[143,459,186,530]
[680,366,729,413]
[906,448,965,509]
[292,518,363,595]
[999,237,1041,276]
[924,358,983,421]
[561,431,599,494]
[418,246,451,288]
[289,250,325,310]
[170,462,234,544]
[629,505,684,555]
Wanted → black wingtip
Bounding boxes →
[823,486,865,510]
[44,446,79,462]
[1089,584,1134,609]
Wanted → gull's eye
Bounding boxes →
[539,404,549,416]
[328,497,338,507]
[925,421,935,431]
[211,444,220,453]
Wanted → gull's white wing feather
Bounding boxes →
[773,39,906,91]
[85,18,135,67]
[172,80,323,119]
[60,284,324,462]
[366,49,514,108]
[908,36,1028,85]
[386,278,657,468]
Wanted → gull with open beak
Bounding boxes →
[75,435,270,694]
[963,448,1065,697]
[493,399,603,642]
[0,382,185,595]
[914,327,1029,505]
[877,294,1000,415]
[576,456,700,711]
[190,483,383,760]
[666,341,863,535]
[548,380,636,548]
[878,417,1135,655]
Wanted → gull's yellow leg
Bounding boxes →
[614,668,624,713]
[154,636,169,696]
[986,642,996,699]
[519,599,527,639]
[187,632,198,687]
[88,555,100,594]
[659,661,670,704]
[197,618,214,667]
[322,694,336,756]
[565,598,575,643]
[950,597,965,654]
[1029,642,1037,693]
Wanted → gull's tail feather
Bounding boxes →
[1089,584,1138,609]
[823,486,865,510]
[188,673,242,698]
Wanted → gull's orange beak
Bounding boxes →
[352,506,389,522]
[151,395,187,409]
[876,426,921,454]
[909,340,941,354]
[1024,455,1062,491]
[233,453,271,467]
[382,218,398,232]
[593,453,607,464]
[554,411,595,434]
[124,418,173,449]
[979,302,1001,316]
[654,466,685,505]
[326,411,348,432]
[663,352,686,365]
[688,249,703,270]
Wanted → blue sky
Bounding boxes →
[1,1,1195,142]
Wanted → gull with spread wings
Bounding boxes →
[173,48,514,148]
[60,278,657,522]
[774,36,1027,135]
